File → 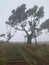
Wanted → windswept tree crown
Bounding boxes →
[5,4,44,42]
[6,4,44,35]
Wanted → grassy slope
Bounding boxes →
[0,42,49,65]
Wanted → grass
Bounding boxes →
[0,41,49,65]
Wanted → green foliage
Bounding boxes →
[35,6,44,18]
[26,5,38,17]
[8,4,27,23]
[40,19,49,30]
[6,4,44,29]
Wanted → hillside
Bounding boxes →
[0,42,49,65]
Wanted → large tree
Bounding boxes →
[5,4,44,44]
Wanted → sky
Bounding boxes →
[0,0,49,42]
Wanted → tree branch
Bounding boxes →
[14,27,24,31]
[21,26,28,35]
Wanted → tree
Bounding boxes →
[0,28,16,42]
[5,4,44,44]
[40,19,49,31]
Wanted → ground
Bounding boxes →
[0,41,49,65]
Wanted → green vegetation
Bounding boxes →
[0,42,49,65]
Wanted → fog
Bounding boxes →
[0,0,49,42]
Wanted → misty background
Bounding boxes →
[0,0,49,42]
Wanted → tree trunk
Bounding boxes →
[27,35,32,44]
[35,36,37,48]
[34,31,37,48]
[34,30,37,48]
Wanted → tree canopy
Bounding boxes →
[40,19,49,31]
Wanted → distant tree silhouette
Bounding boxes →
[0,34,5,37]
[0,28,16,42]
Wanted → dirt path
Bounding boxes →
[22,47,49,65]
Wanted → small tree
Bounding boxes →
[0,29,16,42]
[5,4,44,44]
